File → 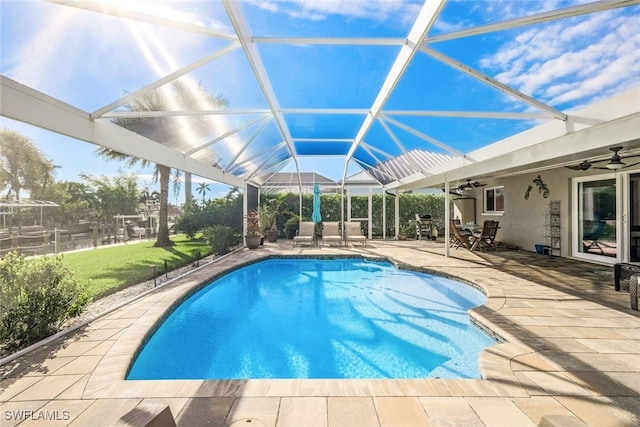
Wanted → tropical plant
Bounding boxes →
[246,211,261,237]
[80,173,140,221]
[256,203,276,235]
[97,80,229,247]
[0,252,89,352]
[201,224,239,255]
[0,128,57,200]
[196,182,210,205]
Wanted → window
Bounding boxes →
[484,186,504,213]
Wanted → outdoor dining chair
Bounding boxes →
[471,220,500,251]
[449,220,474,250]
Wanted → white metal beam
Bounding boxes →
[293,138,353,143]
[101,109,271,118]
[382,116,465,157]
[396,111,640,191]
[426,0,640,43]
[222,1,298,166]
[360,143,400,182]
[253,36,404,45]
[92,42,240,118]
[229,142,287,172]
[344,0,447,176]
[377,118,427,173]
[183,114,271,156]
[281,108,369,115]
[384,110,550,120]
[1,75,245,188]
[48,0,238,40]
[421,46,568,121]
[224,120,271,172]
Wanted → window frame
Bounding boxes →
[483,185,505,215]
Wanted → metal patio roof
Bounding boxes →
[1,0,640,191]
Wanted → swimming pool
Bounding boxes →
[127,258,495,380]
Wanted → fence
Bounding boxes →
[0,225,156,257]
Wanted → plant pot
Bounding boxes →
[266,230,279,242]
[398,234,407,241]
[245,235,261,249]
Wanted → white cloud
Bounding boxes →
[479,8,640,109]
[245,0,424,26]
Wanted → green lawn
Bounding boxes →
[61,234,211,300]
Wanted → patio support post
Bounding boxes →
[340,187,345,236]
[243,183,248,238]
[444,175,450,257]
[368,188,373,239]
[382,189,386,240]
[395,191,400,239]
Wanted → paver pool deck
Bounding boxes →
[1,240,639,426]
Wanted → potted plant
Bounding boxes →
[258,201,281,243]
[245,211,261,249]
[398,222,413,240]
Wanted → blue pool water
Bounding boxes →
[127,258,495,380]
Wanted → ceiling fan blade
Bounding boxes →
[622,161,640,169]
[565,165,583,170]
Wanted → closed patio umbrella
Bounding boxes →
[312,183,322,223]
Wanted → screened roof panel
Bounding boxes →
[294,141,352,156]
[2,0,639,189]
[286,113,365,140]
[259,44,399,109]
[241,1,418,38]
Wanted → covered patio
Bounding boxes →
[2,0,640,265]
[2,1,640,426]
[1,241,639,426]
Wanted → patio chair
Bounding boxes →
[583,220,605,254]
[449,220,474,250]
[345,221,367,246]
[293,221,315,246]
[321,221,343,246]
[471,220,500,251]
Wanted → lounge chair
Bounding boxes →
[293,221,315,246]
[471,220,500,251]
[449,220,474,250]
[321,221,343,246]
[345,221,367,246]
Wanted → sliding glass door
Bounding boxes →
[573,174,618,262]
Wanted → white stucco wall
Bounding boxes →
[464,165,638,257]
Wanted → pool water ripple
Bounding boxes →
[127,258,496,380]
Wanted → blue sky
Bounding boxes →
[1,0,639,201]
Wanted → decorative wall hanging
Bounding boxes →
[533,175,550,198]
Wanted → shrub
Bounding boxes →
[0,252,90,352]
[284,215,301,239]
[201,225,240,255]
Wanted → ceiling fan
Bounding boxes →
[442,179,486,195]
[457,179,487,191]
[565,147,640,171]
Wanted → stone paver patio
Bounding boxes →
[1,240,639,426]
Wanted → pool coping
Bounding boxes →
[81,250,529,400]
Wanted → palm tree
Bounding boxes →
[196,182,210,205]
[0,128,57,200]
[97,81,229,247]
